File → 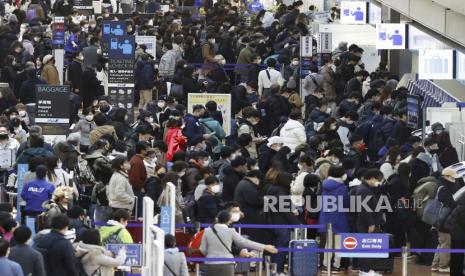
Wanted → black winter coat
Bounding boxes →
[263,184,301,225]
[444,195,465,241]
[222,165,245,202]
[354,182,384,233]
[257,144,277,174]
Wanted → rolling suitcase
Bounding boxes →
[289,240,318,276]
[357,234,394,273]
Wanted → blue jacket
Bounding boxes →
[183,113,204,142]
[135,60,154,90]
[318,178,350,233]
[17,147,54,164]
[21,179,55,212]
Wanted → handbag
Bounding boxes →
[169,82,184,99]
[422,186,452,228]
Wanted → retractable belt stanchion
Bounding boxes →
[402,246,409,276]
[326,223,333,276]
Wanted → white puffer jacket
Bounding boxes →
[280,119,307,152]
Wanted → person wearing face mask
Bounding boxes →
[197,176,224,223]
[212,146,235,181]
[336,111,359,152]
[355,169,385,234]
[379,146,402,180]
[290,155,314,202]
[183,105,215,143]
[319,165,350,273]
[73,108,96,153]
[346,134,367,169]
[234,170,269,242]
[108,155,135,213]
[390,110,410,147]
[82,37,99,69]
[284,57,300,82]
[424,137,443,174]
[128,141,149,216]
[247,54,261,84]
[238,107,265,159]
[201,33,216,64]
[0,125,19,153]
[144,164,166,213]
[235,40,256,83]
[209,55,229,86]
[135,53,155,110]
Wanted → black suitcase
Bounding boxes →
[356,234,395,274]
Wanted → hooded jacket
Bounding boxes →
[165,127,187,162]
[222,165,245,202]
[318,178,350,233]
[74,242,126,276]
[280,119,306,152]
[99,220,134,244]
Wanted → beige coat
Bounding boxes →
[41,64,60,85]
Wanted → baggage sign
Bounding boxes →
[106,244,142,266]
[336,233,389,258]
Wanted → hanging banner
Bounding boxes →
[52,17,65,49]
[108,35,135,121]
[135,36,157,60]
[418,49,455,80]
[340,1,368,25]
[317,33,332,54]
[187,93,232,136]
[300,36,313,58]
[376,23,408,50]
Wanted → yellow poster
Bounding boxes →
[187,93,232,136]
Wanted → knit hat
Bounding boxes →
[43,54,54,64]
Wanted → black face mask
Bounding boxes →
[158,173,166,179]
[0,134,8,140]
[100,104,110,113]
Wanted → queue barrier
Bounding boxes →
[94,221,327,229]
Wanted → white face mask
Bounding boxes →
[325,108,331,115]
[209,39,216,44]
[374,180,382,187]
[157,102,165,109]
[85,115,93,121]
[18,110,26,117]
[297,163,303,170]
[292,60,299,66]
[178,171,185,178]
[230,153,237,160]
[146,117,154,123]
[330,64,337,72]
[330,124,337,130]
[203,159,210,167]
[331,158,340,165]
[231,212,241,222]
[341,174,347,181]
[211,185,220,194]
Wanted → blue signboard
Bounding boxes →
[340,1,367,24]
[336,233,389,258]
[102,21,126,37]
[16,164,29,223]
[160,206,172,234]
[108,35,135,59]
[376,24,407,50]
[407,94,420,129]
[247,0,263,13]
[106,244,142,266]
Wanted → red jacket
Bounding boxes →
[165,127,187,161]
[128,154,147,192]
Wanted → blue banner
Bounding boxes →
[16,164,29,223]
[336,233,390,258]
[160,206,172,234]
[106,244,142,266]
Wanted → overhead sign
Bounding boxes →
[136,36,157,60]
[187,93,232,136]
[102,20,126,57]
[340,1,367,24]
[376,24,407,50]
[52,17,65,49]
[300,36,313,57]
[317,33,332,54]
[74,0,93,11]
[418,49,455,80]
[106,244,142,266]
[336,233,389,258]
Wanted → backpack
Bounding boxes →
[93,182,109,206]
[75,157,98,187]
[102,227,123,246]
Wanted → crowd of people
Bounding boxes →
[0,0,464,275]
